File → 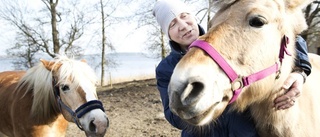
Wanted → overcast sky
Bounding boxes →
[0,0,150,56]
[0,0,208,56]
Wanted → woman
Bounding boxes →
[153,0,311,136]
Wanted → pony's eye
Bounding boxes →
[249,15,267,28]
[60,85,70,91]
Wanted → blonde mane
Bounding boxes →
[16,55,97,122]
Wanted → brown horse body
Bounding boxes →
[168,0,319,136]
[0,71,68,137]
[0,56,108,137]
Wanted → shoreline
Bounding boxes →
[97,78,157,92]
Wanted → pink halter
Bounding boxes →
[189,36,291,104]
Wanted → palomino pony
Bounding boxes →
[168,0,319,137]
[0,55,109,137]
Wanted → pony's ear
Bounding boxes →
[80,59,87,63]
[285,0,313,34]
[285,0,313,10]
[40,59,62,72]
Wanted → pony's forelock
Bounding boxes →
[18,62,58,122]
[55,56,98,88]
[18,55,97,123]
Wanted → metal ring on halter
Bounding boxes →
[275,61,282,80]
[275,70,281,79]
[231,76,244,91]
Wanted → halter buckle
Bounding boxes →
[275,70,281,79]
[231,76,244,91]
[275,62,282,79]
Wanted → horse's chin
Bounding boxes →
[80,110,109,137]
[84,132,106,137]
[180,102,225,126]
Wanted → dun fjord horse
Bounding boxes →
[0,55,109,137]
[168,0,319,137]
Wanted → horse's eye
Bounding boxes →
[249,15,267,28]
[60,85,70,91]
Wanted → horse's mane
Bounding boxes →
[16,55,97,123]
[213,0,237,8]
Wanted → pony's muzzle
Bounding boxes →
[85,115,109,137]
[180,81,204,106]
[169,80,205,119]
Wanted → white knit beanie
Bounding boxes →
[153,0,191,38]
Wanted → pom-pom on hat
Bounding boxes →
[153,0,191,39]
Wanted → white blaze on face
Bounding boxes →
[79,80,98,101]
[78,79,108,135]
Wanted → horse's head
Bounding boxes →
[168,0,313,126]
[40,56,109,136]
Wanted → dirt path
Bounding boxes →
[66,79,180,137]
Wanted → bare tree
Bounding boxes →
[6,34,40,70]
[0,0,92,68]
[132,0,170,59]
[100,0,107,86]
[132,0,214,60]
[98,0,118,86]
[45,0,60,55]
[302,1,320,54]
[190,0,214,30]
[93,0,132,85]
[0,0,47,68]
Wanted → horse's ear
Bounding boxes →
[40,59,62,72]
[81,59,87,63]
[285,0,313,10]
[285,0,313,34]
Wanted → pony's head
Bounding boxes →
[168,0,313,126]
[19,55,109,136]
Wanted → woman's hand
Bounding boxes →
[274,72,305,110]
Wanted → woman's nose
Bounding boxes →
[177,20,188,31]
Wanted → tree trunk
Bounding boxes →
[207,0,214,30]
[100,0,106,86]
[160,31,166,59]
[50,0,60,55]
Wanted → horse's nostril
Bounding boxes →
[89,120,96,132]
[180,81,204,105]
[106,116,110,128]
[189,82,204,98]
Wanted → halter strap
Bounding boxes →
[75,100,105,118]
[189,36,291,104]
[52,78,105,130]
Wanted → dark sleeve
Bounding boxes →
[155,64,190,130]
[225,108,259,137]
[295,35,312,76]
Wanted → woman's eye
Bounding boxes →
[60,85,70,91]
[181,14,188,19]
[170,22,176,29]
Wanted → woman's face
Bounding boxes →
[168,13,199,50]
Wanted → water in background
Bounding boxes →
[0,53,161,85]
